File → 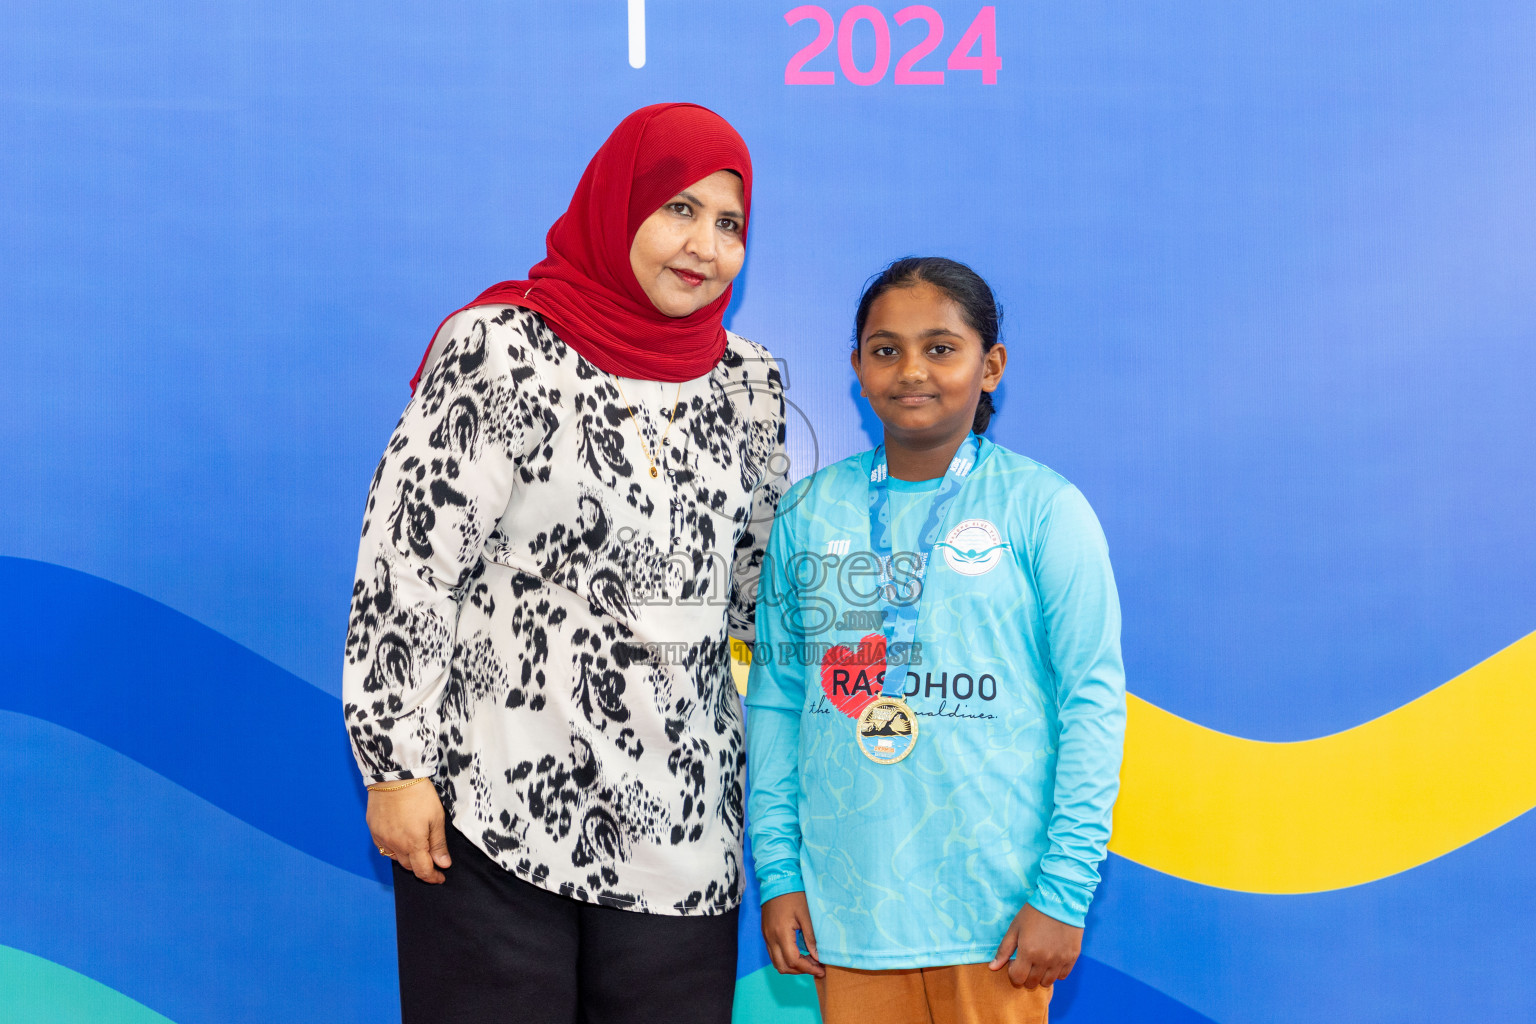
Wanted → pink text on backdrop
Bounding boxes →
[784,5,1000,86]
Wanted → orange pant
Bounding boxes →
[815,962,1052,1024]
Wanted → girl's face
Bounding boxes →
[628,170,746,318]
[852,281,1006,450]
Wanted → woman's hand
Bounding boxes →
[366,781,452,884]
[988,903,1082,989]
[761,892,825,977]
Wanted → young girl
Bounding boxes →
[745,257,1125,1024]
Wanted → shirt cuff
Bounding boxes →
[364,769,433,786]
[1027,872,1094,929]
[348,708,441,785]
[756,858,805,904]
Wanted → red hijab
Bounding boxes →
[410,103,753,390]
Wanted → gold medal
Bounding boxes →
[855,696,918,764]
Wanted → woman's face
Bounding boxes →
[628,170,746,318]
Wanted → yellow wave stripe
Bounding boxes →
[1112,630,1536,892]
[732,631,1536,893]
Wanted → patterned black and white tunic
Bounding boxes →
[344,306,786,915]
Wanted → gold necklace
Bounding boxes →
[612,379,683,479]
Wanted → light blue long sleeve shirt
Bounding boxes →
[745,438,1125,968]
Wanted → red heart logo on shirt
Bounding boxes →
[819,633,887,719]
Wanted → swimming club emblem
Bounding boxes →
[936,519,1009,576]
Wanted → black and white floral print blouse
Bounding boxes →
[344,306,786,915]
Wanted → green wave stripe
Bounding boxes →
[732,965,819,1023]
[0,945,176,1024]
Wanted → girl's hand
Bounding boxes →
[761,892,825,977]
[366,781,452,884]
[988,903,1082,989]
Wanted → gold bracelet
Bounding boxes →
[369,777,431,793]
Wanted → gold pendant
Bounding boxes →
[649,466,658,478]
[855,696,918,764]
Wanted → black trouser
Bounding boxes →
[393,823,739,1024]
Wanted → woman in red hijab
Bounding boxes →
[343,103,786,1023]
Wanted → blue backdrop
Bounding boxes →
[3,2,1534,1021]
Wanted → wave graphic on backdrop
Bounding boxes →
[0,711,398,1024]
[0,557,1221,1023]
[733,628,1536,893]
[0,557,385,884]
[1115,630,1536,892]
[0,944,174,1024]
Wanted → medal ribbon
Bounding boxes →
[867,433,983,696]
